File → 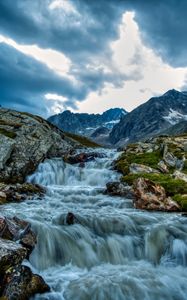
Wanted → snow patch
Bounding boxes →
[163,109,187,125]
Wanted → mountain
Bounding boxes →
[160,120,187,136]
[48,108,127,137]
[110,89,187,145]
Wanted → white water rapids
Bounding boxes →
[1,149,187,299]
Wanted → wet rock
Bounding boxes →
[0,238,27,273]
[0,216,36,254]
[0,217,49,299]
[105,182,134,198]
[129,163,159,174]
[133,178,180,211]
[66,212,76,225]
[65,152,105,164]
[0,182,45,203]
[0,191,7,204]
[173,170,187,183]
[2,265,50,300]
[157,160,169,173]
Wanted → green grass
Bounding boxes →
[64,132,101,148]
[116,150,162,175]
[173,194,187,210]
[0,128,17,139]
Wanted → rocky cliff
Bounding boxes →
[110,89,187,146]
[0,108,79,184]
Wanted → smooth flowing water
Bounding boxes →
[1,149,187,300]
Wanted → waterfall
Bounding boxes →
[2,149,187,300]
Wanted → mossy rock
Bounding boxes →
[116,150,162,175]
[122,173,187,196]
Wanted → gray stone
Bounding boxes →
[173,170,187,183]
[0,134,15,170]
[129,163,159,174]
[0,108,79,183]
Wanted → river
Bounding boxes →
[1,148,187,300]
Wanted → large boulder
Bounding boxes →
[0,108,78,183]
[173,170,187,183]
[133,178,180,211]
[0,182,45,204]
[64,152,105,165]
[129,163,159,174]
[2,265,49,300]
[0,217,50,299]
[105,181,134,198]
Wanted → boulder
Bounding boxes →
[0,134,15,170]
[133,178,180,211]
[105,181,134,198]
[129,163,159,174]
[0,182,45,203]
[0,216,36,254]
[0,108,78,184]
[0,238,27,273]
[163,149,177,168]
[0,217,49,299]
[157,160,169,173]
[173,170,187,183]
[2,265,49,300]
[65,152,105,165]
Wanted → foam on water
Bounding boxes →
[1,148,187,300]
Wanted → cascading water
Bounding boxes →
[1,149,187,300]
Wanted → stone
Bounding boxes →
[0,191,7,204]
[0,238,27,273]
[133,177,180,211]
[163,150,177,167]
[0,216,36,254]
[0,134,15,170]
[65,152,105,165]
[0,183,46,203]
[173,170,187,183]
[157,160,169,173]
[0,108,79,184]
[105,181,134,198]
[2,265,50,300]
[129,163,159,174]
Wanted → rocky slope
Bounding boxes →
[112,134,187,211]
[0,216,49,299]
[110,89,187,146]
[0,108,80,185]
[48,108,127,139]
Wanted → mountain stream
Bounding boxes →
[1,149,187,300]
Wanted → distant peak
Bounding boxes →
[163,89,180,97]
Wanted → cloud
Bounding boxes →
[0,0,187,68]
[0,43,88,115]
[130,0,187,67]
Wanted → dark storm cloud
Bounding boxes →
[0,0,186,115]
[0,43,132,116]
[131,0,187,67]
[0,0,186,67]
[0,43,88,115]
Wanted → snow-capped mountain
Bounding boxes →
[48,108,127,139]
[110,89,187,145]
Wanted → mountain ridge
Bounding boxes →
[110,89,187,145]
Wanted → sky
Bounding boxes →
[0,0,187,117]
